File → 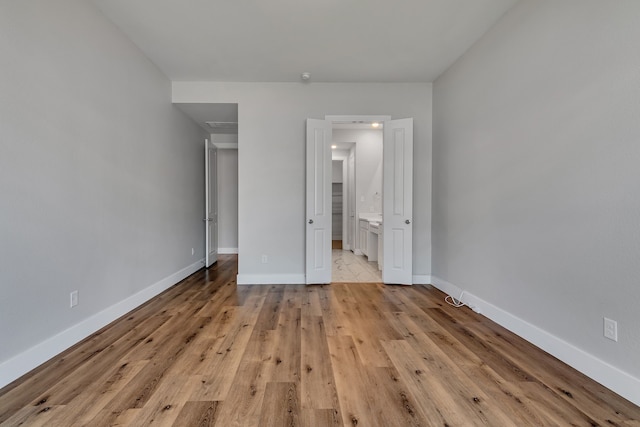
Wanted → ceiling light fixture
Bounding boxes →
[371,122,380,128]
[331,145,337,149]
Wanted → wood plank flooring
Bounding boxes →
[1,255,639,426]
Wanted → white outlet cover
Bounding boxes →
[604,317,618,342]
[70,291,79,308]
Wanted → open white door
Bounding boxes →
[205,139,218,268]
[306,119,332,284]
[382,118,413,285]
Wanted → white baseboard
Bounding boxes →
[236,274,306,285]
[412,275,432,285]
[0,259,205,390]
[218,247,238,254]
[430,276,640,407]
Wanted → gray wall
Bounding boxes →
[0,0,205,374]
[433,0,640,381]
[332,160,343,183]
[334,129,383,216]
[217,148,239,252]
[173,82,432,279]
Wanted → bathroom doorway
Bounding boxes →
[330,127,382,283]
[306,115,413,285]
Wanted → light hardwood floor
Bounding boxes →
[1,255,639,426]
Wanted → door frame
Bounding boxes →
[306,114,414,284]
[313,114,415,284]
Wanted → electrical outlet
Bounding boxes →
[261,255,268,264]
[70,290,78,308]
[604,317,618,342]
[191,247,195,256]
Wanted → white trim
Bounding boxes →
[0,259,205,389]
[353,249,363,256]
[212,142,238,150]
[412,275,431,285]
[237,274,306,285]
[218,247,239,254]
[430,276,640,407]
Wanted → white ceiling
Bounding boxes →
[91,0,518,83]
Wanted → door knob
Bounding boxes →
[405,219,411,224]
[308,219,314,224]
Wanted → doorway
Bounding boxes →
[305,115,414,285]
[330,130,382,283]
[173,102,239,267]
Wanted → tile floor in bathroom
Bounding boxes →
[331,248,382,283]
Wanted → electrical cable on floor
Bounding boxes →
[445,291,466,308]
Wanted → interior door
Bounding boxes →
[306,119,332,284]
[205,139,218,268]
[382,118,413,285]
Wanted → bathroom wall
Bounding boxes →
[333,129,383,216]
